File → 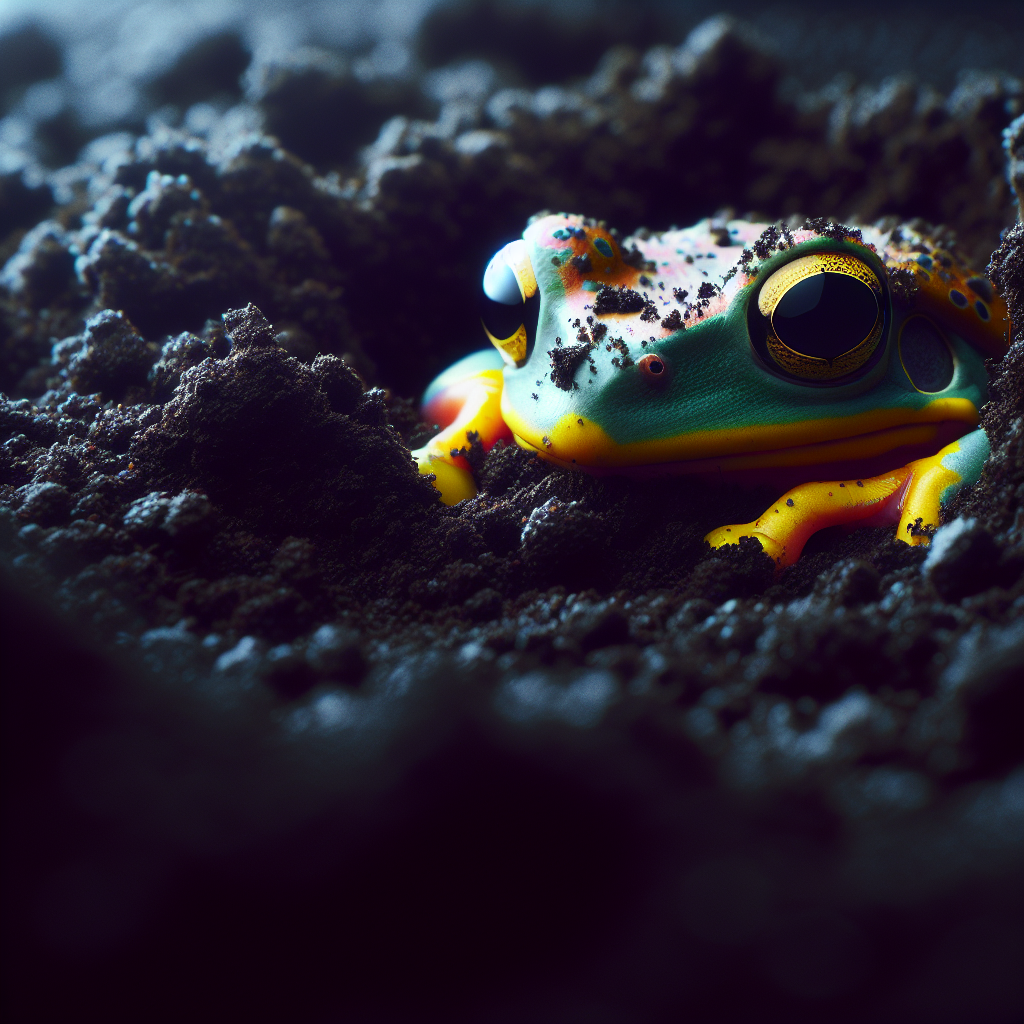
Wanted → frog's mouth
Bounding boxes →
[508,398,980,487]
[607,419,974,488]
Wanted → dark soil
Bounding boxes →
[2,7,1022,1023]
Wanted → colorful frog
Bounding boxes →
[412,213,1009,567]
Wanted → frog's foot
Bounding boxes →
[706,428,990,568]
[412,450,478,505]
[413,350,512,506]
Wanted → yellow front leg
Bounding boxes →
[706,429,990,568]
[412,364,510,505]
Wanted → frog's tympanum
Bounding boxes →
[412,214,1009,567]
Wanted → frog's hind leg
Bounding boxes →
[412,349,512,505]
[706,428,990,569]
[706,469,912,568]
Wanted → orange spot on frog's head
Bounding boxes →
[891,248,1008,358]
[531,215,642,301]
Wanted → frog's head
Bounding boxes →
[481,212,1009,482]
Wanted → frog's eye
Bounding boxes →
[480,240,539,368]
[752,253,885,383]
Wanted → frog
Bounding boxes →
[411,212,1009,567]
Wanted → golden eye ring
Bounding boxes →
[755,253,884,382]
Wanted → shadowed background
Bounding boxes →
[1,2,1022,1022]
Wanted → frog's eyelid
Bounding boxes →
[758,253,881,318]
[483,251,522,305]
[483,240,538,304]
[501,239,538,301]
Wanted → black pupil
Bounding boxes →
[648,359,663,373]
[772,272,878,359]
[480,263,527,340]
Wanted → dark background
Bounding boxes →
[2,2,1022,1022]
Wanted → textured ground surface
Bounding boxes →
[2,4,1023,1022]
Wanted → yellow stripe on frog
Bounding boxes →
[501,395,979,471]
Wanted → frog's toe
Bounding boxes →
[414,450,477,505]
[705,523,786,565]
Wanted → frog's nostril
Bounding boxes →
[638,353,666,378]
